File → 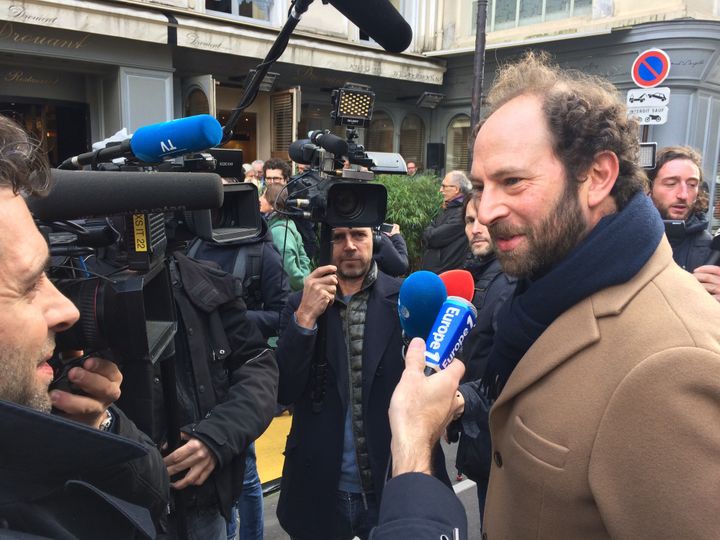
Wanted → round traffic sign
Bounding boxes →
[631,49,670,88]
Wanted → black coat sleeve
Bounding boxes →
[85,405,170,526]
[423,206,465,249]
[370,473,468,539]
[373,234,409,277]
[276,292,317,405]
[182,300,279,469]
[245,242,290,338]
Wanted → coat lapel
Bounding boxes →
[362,275,400,403]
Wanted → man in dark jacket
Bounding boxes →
[648,146,720,301]
[275,226,449,540]
[421,170,472,273]
[449,190,516,518]
[0,115,168,539]
[373,223,409,277]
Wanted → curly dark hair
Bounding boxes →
[263,157,291,180]
[0,114,49,196]
[481,51,647,210]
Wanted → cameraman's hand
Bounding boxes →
[164,433,217,490]
[385,223,401,237]
[50,355,122,429]
[693,265,720,302]
[295,265,338,329]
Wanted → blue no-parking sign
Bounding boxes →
[631,49,671,88]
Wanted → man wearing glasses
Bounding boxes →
[421,170,473,273]
[263,158,291,186]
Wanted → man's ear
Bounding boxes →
[585,151,619,209]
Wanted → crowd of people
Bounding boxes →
[3,50,720,540]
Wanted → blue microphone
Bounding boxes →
[64,115,223,168]
[424,297,477,375]
[398,271,447,341]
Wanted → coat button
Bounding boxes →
[493,451,503,467]
[198,385,205,393]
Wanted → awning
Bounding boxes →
[0,0,168,44]
[173,14,445,85]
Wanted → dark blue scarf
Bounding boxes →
[482,192,665,400]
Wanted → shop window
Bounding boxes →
[473,0,591,32]
[205,0,273,21]
[446,114,471,173]
[366,111,394,153]
[399,114,425,167]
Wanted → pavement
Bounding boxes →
[256,413,482,539]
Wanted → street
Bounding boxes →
[260,440,481,539]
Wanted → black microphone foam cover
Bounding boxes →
[309,131,349,156]
[289,139,316,165]
[326,0,412,53]
[29,169,224,221]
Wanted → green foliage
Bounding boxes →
[375,174,444,272]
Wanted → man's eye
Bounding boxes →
[504,178,521,186]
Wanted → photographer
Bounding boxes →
[0,115,169,538]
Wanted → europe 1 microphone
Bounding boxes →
[424,297,477,376]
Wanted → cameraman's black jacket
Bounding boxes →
[668,213,713,272]
[125,253,278,520]
[187,217,290,339]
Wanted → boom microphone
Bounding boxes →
[28,169,224,221]
[289,139,317,165]
[398,271,447,340]
[62,115,223,169]
[439,269,475,302]
[424,297,477,375]
[309,130,349,156]
[325,0,412,53]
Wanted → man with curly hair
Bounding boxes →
[0,115,168,538]
[648,146,720,301]
[373,52,720,539]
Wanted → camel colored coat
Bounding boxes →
[483,238,720,540]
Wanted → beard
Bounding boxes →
[489,179,587,279]
[336,257,371,281]
[0,339,54,413]
[470,239,494,258]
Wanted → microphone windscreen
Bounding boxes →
[439,269,475,303]
[310,131,349,156]
[130,115,223,163]
[398,271,447,339]
[289,139,315,165]
[326,0,412,53]
[29,169,224,221]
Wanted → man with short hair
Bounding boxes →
[406,160,418,177]
[421,170,472,274]
[449,191,516,517]
[374,51,720,539]
[263,158,291,186]
[275,226,449,539]
[0,115,169,538]
[648,146,720,300]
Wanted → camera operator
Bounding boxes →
[0,115,169,538]
[124,251,278,538]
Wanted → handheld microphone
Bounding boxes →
[308,130,349,156]
[28,169,224,221]
[325,0,412,53]
[705,234,720,266]
[398,271,447,340]
[64,115,223,168]
[424,297,477,375]
[439,269,475,303]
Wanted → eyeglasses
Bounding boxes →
[440,184,458,190]
[265,176,286,183]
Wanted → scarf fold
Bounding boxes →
[482,192,665,400]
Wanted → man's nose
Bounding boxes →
[477,186,509,226]
[676,182,689,201]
